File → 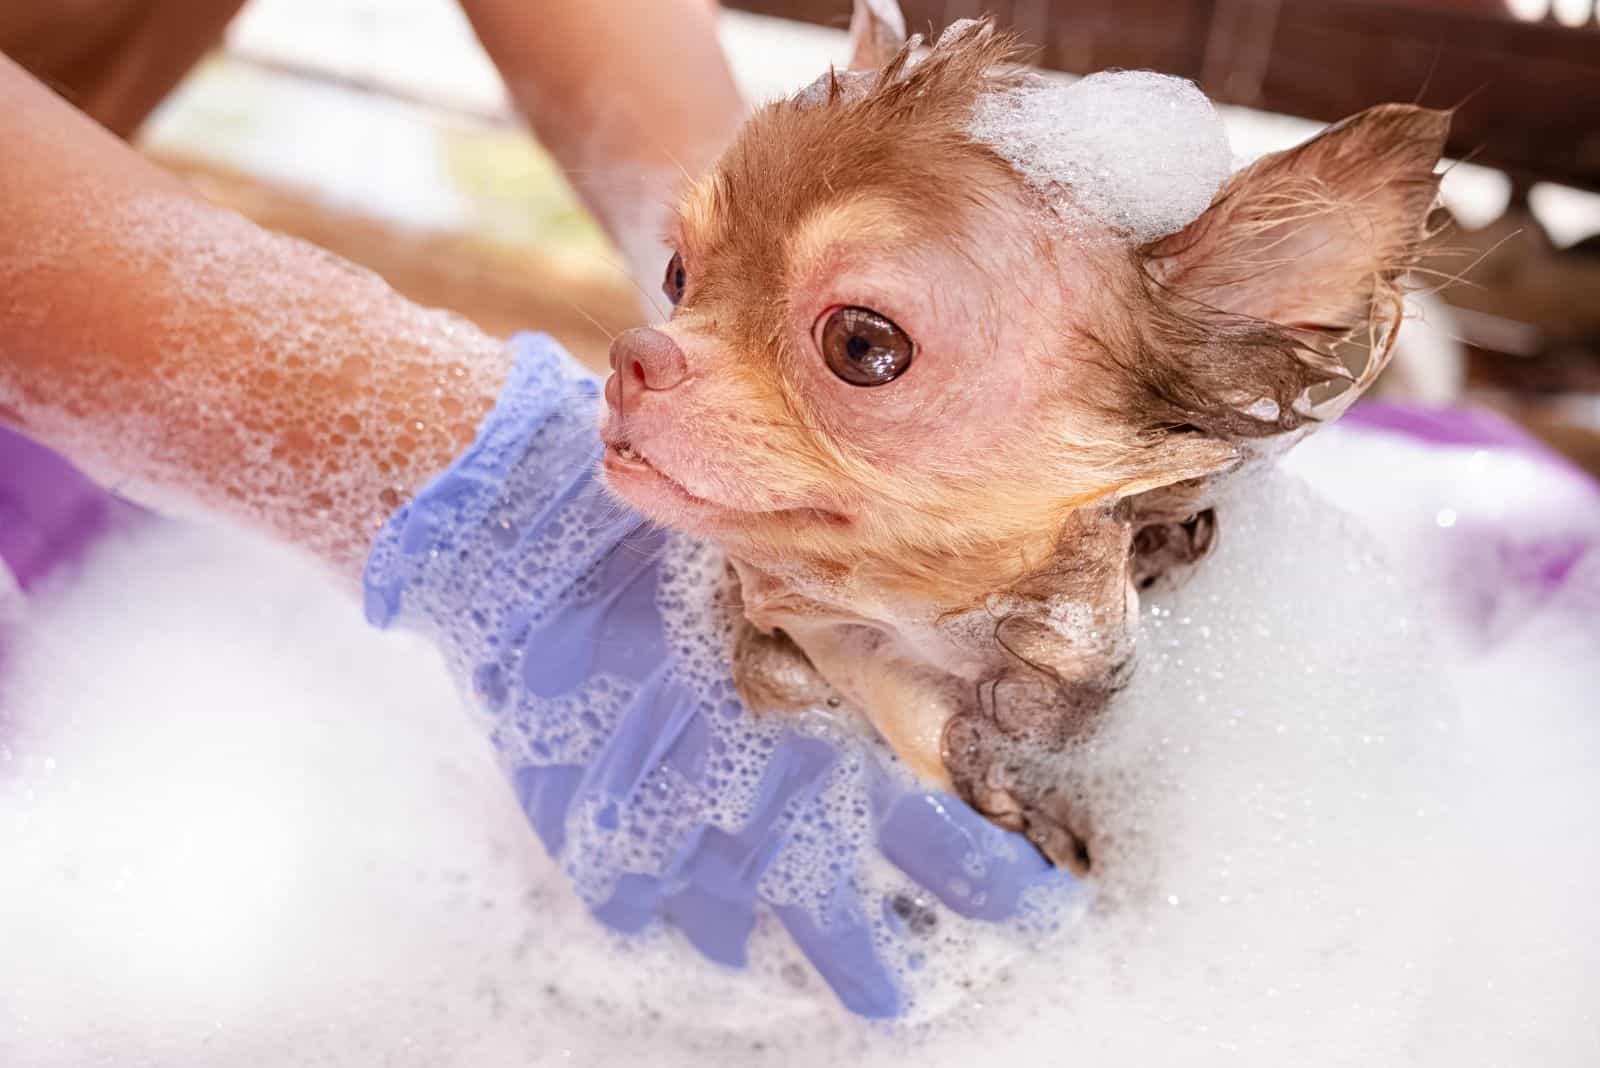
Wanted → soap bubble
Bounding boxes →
[969,71,1232,243]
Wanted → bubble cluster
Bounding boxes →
[969,70,1233,243]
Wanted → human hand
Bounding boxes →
[364,333,1080,1018]
[510,628,1077,1016]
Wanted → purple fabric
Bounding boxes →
[1337,403,1600,636]
[1344,402,1540,450]
[1344,402,1598,491]
[0,427,136,591]
[0,429,110,681]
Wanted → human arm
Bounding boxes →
[0,53,511,575]
[457,0,745,299]
[0,0,248,140]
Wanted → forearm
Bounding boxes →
[0,54,511,576]
[0,0,249,139]
[458,0,744,292]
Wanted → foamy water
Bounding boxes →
[2,437,1595,1066]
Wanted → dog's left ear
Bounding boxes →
[848,0,907,71]
[1145,103,1450,340]
[1114,104,1450,457]
[1106,106,1450,499]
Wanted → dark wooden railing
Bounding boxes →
[724,0,1600,191]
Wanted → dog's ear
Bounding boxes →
[1117,105,1449,455]
[1101,105,1449,502]
[847,0,907,71]
[1145,103,1449,342]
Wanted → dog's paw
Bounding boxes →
[940,678,1103,875]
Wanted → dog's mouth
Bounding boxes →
[602,435,847,530]
[603,437,719,511]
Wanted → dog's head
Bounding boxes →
[601,4,1447,609]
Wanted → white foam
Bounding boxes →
[1,450,1596,1064]
[969,71,1232,243]
[0,559,21,624]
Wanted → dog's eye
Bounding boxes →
[819,306,913,387]
[662,252,687,306]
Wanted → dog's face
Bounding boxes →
[602,142,1124,593]
[600,12,1448,609]
[600,29,1101,599]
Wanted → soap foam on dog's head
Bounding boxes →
[969,70,1233,242]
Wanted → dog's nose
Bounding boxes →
[609,327,688,392]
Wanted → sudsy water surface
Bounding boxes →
[2,451,1596,1066]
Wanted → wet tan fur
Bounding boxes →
[649,14,1448,868]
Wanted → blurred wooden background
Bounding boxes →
[728,0,1600,191]
[13,0,1595,465]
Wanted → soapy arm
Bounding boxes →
[2,0,742,305]
[0,54,511,576]
[458,0,745,299]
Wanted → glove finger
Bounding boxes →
[650,730,838,964]
[0,429,126,591]
[511,763,585,855]
[583,721,836,962]
[517,539,665,697]
[662,879,758,967]
[592,871,674,934]
[562,678,700,929]
[772,902,901,1019]
[577,672,703,800]
[878,791,1068,921]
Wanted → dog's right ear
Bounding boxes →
[848,0,908,71]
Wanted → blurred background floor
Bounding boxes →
[99,0,1600,470]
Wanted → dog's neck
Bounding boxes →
[723,504,1140,784]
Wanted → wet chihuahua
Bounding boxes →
[599,2,1448,871]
